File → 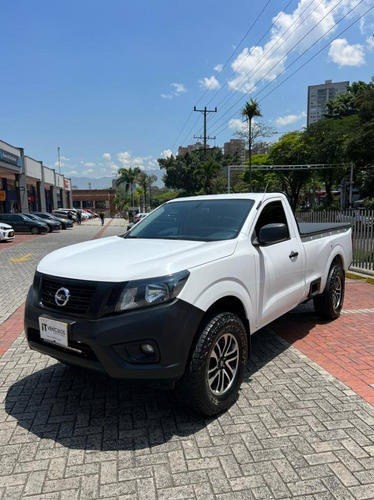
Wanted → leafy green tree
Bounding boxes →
[304,117,354,205]
[268,131,312,212]
[325,79,374,118]
[135,172,158,208]
[116,167,142,207]
[241,99,262,190]
[158,147,235,195]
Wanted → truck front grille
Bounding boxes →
[40,276,97,315]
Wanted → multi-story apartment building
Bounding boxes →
[307,80,349,125]
[178,142,209,156]
[223,139,246,163]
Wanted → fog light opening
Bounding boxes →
[140,343,155,355]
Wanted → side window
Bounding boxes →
[12,215,22,221]
[254,201,289,240]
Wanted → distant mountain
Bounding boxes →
[71,171,164,190]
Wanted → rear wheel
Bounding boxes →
[181,312,248,416]
[31,226,40,235]
[313,264,345,320]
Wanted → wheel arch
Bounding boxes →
[185,295,251,373]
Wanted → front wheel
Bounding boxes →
[181,312,248,416]
[31,226,40,235]
[313,264,345,320]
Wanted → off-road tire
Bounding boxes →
[181,312,248,416]
[313,264,345,320]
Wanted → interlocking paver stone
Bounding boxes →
[1,219,374,498]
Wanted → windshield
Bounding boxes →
[123,199,254,241]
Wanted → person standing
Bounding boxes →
[99,212,104,226]
[77,211,82,224]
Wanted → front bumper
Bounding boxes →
[24,287,204,383]
[0,230,15,241]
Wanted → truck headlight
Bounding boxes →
[114,270,189,312]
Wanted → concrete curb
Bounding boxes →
[346,269,374,284]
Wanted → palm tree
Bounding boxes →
[116,167,141,206]
[241,99,262,191]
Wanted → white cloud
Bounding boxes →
[171,83,187,94]
[132,157,144,165]
[102,153,111,161]
[117,151,132,167]
[366,35,374,51]
[199,76,221,90]
[84,162,95,167]
[275,111,306,126]
[227,0,372,94]
[328,38,365,66]
[161,83,187,99]
[228,118,247,134]
[214,64,223,72]
[66,170,78,176]
[60,156,70,161]
[83,169,95,175]
[160,149,173,158]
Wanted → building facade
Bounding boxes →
[0,139,72,214]
[307,80,349,125]
[223,139,246,163]
[178,142,210,156]
[72,189,116,217]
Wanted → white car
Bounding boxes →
[0,222,15,242]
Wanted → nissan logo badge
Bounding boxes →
[55,287,70,307]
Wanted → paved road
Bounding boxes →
[1,220,374,499]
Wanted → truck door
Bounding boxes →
[253,199,305,327]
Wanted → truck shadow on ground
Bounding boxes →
[5,304,323,452]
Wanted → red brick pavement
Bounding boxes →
[0,233,42,249]
[271,279,374,405]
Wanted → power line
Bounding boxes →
[173,0,275,150]
[210,0,367,139]
[208,0,346,136]
[205,0,315,110]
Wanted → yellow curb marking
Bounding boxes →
[10,254,32,263]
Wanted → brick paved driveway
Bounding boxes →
[1,220,374,499]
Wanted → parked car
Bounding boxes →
[32,212,74,230]
[24,193,352,415]
[24,213,61,232]
[127,212,148,230]
[0,213,49,234]
[83,209,98,218]
[52,210,77,222]
[0,221,15,242]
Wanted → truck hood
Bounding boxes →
[37,235,237,282]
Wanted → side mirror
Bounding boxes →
[256,223,288,246]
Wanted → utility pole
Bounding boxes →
[193,106,217,159]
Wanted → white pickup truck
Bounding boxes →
[25,193,352,415]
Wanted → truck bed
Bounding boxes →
[298,222,351,242]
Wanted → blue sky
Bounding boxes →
[1,0,373,185]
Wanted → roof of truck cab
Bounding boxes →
[166,193,283,203]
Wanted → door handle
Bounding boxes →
[289,251,299,259]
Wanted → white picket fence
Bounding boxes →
[297,209,374,273]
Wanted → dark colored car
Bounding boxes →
[52,210,77,222]
[0,213,49,234]
[24,213,61,232]
[32,212,73,230]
